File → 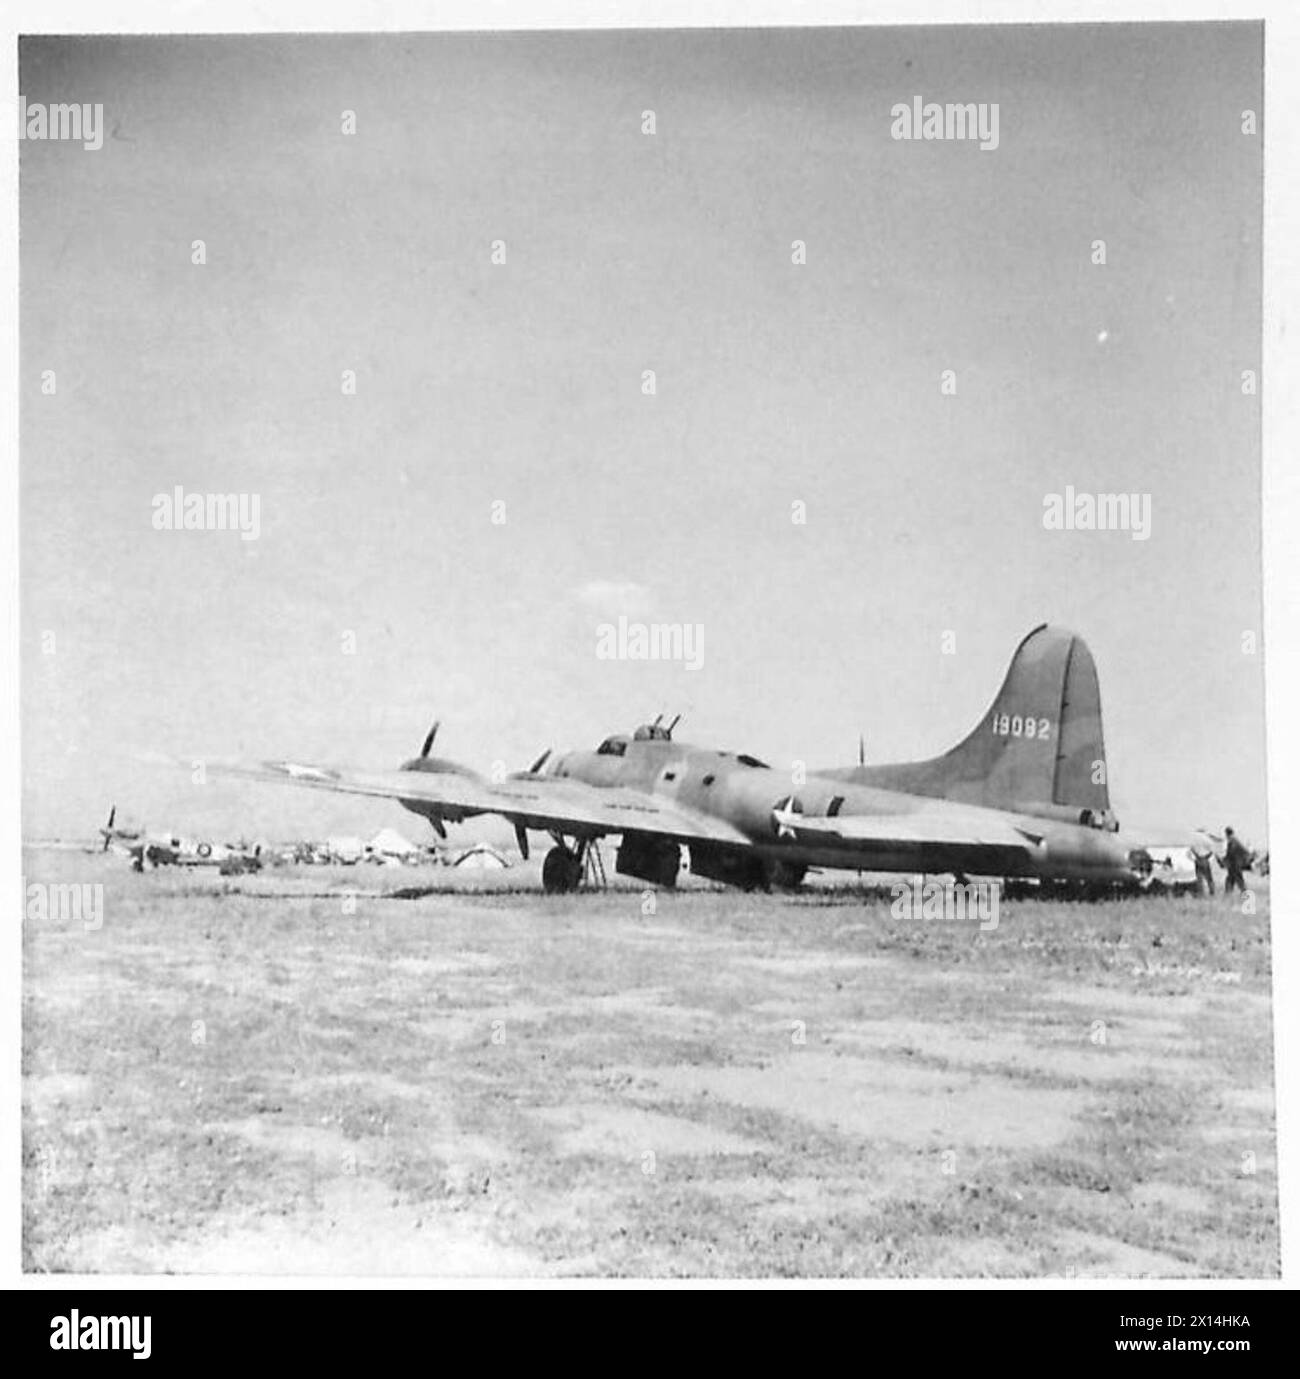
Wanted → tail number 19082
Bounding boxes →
[991,714,1051,739]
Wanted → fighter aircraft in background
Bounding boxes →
[203,625,1184,895]
[97,805,261,872]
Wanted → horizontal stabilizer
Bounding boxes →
[773,804,1041,856]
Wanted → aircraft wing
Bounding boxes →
[203,758,753,848]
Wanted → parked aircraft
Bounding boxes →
[98,805,261,872]
[204,625,1189,895]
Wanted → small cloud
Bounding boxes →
[1096,329,1109,344]
[574,580,652,619]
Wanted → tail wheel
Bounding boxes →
[542,844,583,894]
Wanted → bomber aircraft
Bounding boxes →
[206,625,1183,895]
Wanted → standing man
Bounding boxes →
[1192,841,1216,897]
[1223,826,1252,895]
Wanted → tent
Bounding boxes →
[325,835,365,864]
[367,827,420,863]
[450,843,511,870]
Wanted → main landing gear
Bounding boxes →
[541,836,606,894]
[542,844,583,894]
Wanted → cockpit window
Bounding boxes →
[597,737,628,757]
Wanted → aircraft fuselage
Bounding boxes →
[541,735,1143,884]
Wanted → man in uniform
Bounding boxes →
[1222,826,1252,895]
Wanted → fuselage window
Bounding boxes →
[702,774,716,786]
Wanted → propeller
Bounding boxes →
[507,747,554,855]
[411,720,449,839]
[102,805,116,851]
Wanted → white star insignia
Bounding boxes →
[772,797,801,840]
[279,761,330,780]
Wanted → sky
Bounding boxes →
[20,25,1266,845]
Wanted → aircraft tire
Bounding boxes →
[542,845,582,894]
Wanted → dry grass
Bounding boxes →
[22,847,1278,1277]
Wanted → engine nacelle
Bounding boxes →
[616,834,681,888]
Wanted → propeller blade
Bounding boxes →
[858,734,866,767]
[514,823,530,861]
[420,720,441,758]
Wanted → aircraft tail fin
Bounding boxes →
[850,625,1110,815]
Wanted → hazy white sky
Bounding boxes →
[21,25,1265,843]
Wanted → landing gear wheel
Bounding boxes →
[542,844,584,894]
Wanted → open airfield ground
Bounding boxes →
[22,845,1279,1277]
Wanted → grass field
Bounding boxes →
[22,845,1279,1277]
